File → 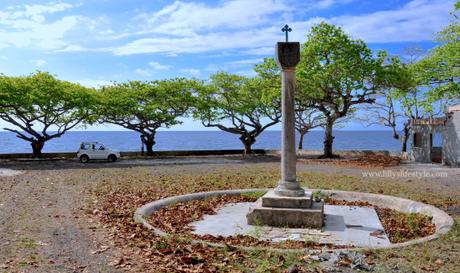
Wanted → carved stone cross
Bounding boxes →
[282,24,292,42]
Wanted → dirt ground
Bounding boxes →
[0,155,459,272]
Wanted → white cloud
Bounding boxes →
[54,44,85,52]
[148,61,172,70]
[135,68,152,77]
[225,58,264,66]
[111,29,282,55]
[179,68,201,77]
[135,61,172,77]
[314,0,353,9]
[1,0,452,57]
[137,0,289,36]
[327,0,455,43]
[23,3,74,17]
[202,59,263,74]
[243,47,275,55]
[104,0,453,56]
[72,79,114,88]
[33,59,47,66]
[0,2,83,50]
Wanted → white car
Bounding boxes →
[77,142,120,163]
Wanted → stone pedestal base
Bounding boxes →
[246,190,324,229]
[261,190,312,208]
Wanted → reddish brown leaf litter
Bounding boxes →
[375,207,436,243]
[93,189,299,272]
[299,154,401,168]
[149,195,257,234]
[86,165,454,272]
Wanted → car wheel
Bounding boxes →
[108,154,117,162]
[80,155,89,163]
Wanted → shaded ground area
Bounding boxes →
[0,155,459,272]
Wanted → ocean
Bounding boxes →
[0,130,406,154]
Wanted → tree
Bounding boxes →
[98,79,195,155]
[295,104,325,150]
[358,52,415,143]
[193,71,280,155]
[359,95,403,140]
[415,1,459,103]
[0,72,96,157]
[297,23,402,158]
[391,46,452,153]
[252,58,328,151]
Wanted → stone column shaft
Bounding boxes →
[281,69,296,183]
[274,42,305,197]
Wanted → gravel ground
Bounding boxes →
[0,155,459,272]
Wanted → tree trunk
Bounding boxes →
[298,131,305,150]
[401,121,410,153]
[392,127,400,140]
[322,120,335,158]
[31,140,45,158]
[240,134,255,156]
[142,134,156,156]
[140,135,145,156]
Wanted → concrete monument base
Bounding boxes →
[262,189,312,208]
[247,190,324,228]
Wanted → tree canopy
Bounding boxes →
[297,22,406,157]
[193,70,280,155]
[0,72,96,157]
[98,79,195,155]
[413,1,459,103]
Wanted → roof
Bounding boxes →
[410,118,446,126]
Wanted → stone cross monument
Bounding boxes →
[274,28,305,198]
[246,25,324,228]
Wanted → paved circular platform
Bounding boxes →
[134,188,454,252]
[190,202,391,247]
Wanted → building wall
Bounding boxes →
[410,124,444,164]
[411,127,434,163]
[443,111,460,167]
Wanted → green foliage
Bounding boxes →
[98,78,195,154]
[413,2,460,102]
[193,71,280,154]
[99,78,194,129]
[295,23,404,156]
[298,23,399,110]
[0,71,96,156]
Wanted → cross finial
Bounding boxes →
[281,24,292,42]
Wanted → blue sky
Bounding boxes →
[0,0,456,131]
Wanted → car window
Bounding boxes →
[95,144,105,150]
[80,143,91,150]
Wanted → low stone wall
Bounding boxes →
[0,149,400,160]
[267,149,397,157]
[0,149,266,160]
